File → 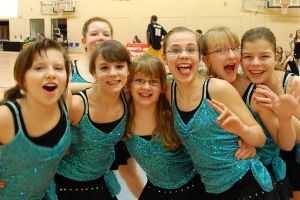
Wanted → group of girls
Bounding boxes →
[0,15,300,200]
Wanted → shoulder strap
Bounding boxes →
[246,83,256,106]
[283,72,295,93]
[5,101,22,131]
[76,91,88,114]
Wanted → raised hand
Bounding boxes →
[208,99,245,136]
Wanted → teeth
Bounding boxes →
[250,70,263,74]
[178,64,190,68]
[140,93,151,97]
[108,80,119,84]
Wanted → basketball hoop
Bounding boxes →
[280,1,289,15]
[57,8,64,16]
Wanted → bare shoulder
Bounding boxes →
[0,104,16,144]
[69,93,85,125]
[208,78,241,102]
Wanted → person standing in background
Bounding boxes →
[290,29,300,68]
[146,15,167,59]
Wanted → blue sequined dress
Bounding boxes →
[125,134,206,199]
[243,82,291,200]
[171,78,277,200]
[70,60,92,83]
[0,101,70,200]
[55,90,127,199]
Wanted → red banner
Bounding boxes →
[126,43,148,57]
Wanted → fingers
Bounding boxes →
[207,99,223,114]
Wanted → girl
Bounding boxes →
[241,27,300,200]
[70,17,113,92]
[54,40,143,200]
[163,26,278,200]
[125,54,206,200]
[201,26,298,200]
[290,29,300,67]
[0,38,71,199]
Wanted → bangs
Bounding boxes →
[207,30,240,50]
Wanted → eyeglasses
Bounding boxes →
[166,48,199,56]
[132,79,160,86]
[207,47,241,56]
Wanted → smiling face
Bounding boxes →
[82,21,112,55]
[24,49,67,105]
[130,72,162,107]
[241,39,277,84]
[94,54,128,93]
[163,30,200,84]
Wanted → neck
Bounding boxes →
[20,97,59,116]
[89,86,122,106]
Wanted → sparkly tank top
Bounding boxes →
[70,60,91,83]
[125,133,197,189]
[57,91,127,196]
[283,72,300,164]
[244,83,286,182]
[0,100,70,200]
[171,78,273,194]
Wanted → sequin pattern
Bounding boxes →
[57,91,127,195]
[171,79,273,194]
[0,101,71,200]
[125,133,197,189]
[245,83,286,182]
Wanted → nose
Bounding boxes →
[252,57,261,66]
[142,81,151,89]
[109,67,117,76]
[46,67,55,78]
[228,49,235,57]
[97,33,105,41]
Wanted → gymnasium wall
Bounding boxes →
[8,0,300,51]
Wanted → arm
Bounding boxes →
[68,82,94,94]
[0,105,16,144]
[209,79,266,147]
[118,158,145,198]
[253,83,297,150]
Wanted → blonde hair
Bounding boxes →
[200,26,240,77]
[126,54,181,150]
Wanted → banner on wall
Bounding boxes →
[126,43,148,57]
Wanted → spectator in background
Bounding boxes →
[133,35,142,43]
[281,49,299,75]
[195,29,203,39]
[290,29,300,67]
[146,15,167,59]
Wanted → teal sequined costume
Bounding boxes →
[244,83,286,182]
[0,101,70,200]
[171,79,273,195]
[70,60,92,83]
[56,91,127,198]
[126,133,197,189]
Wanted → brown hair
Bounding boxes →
[89,40,131,75]
[82,17,113,38]
[2,38,70,103]
[126,54,181,150]
[241,27,276,54]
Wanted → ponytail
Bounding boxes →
[1,85,24,104]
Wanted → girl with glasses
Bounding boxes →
[163,26,278,200]
[201,26,298,200]
[124,54,206,200]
